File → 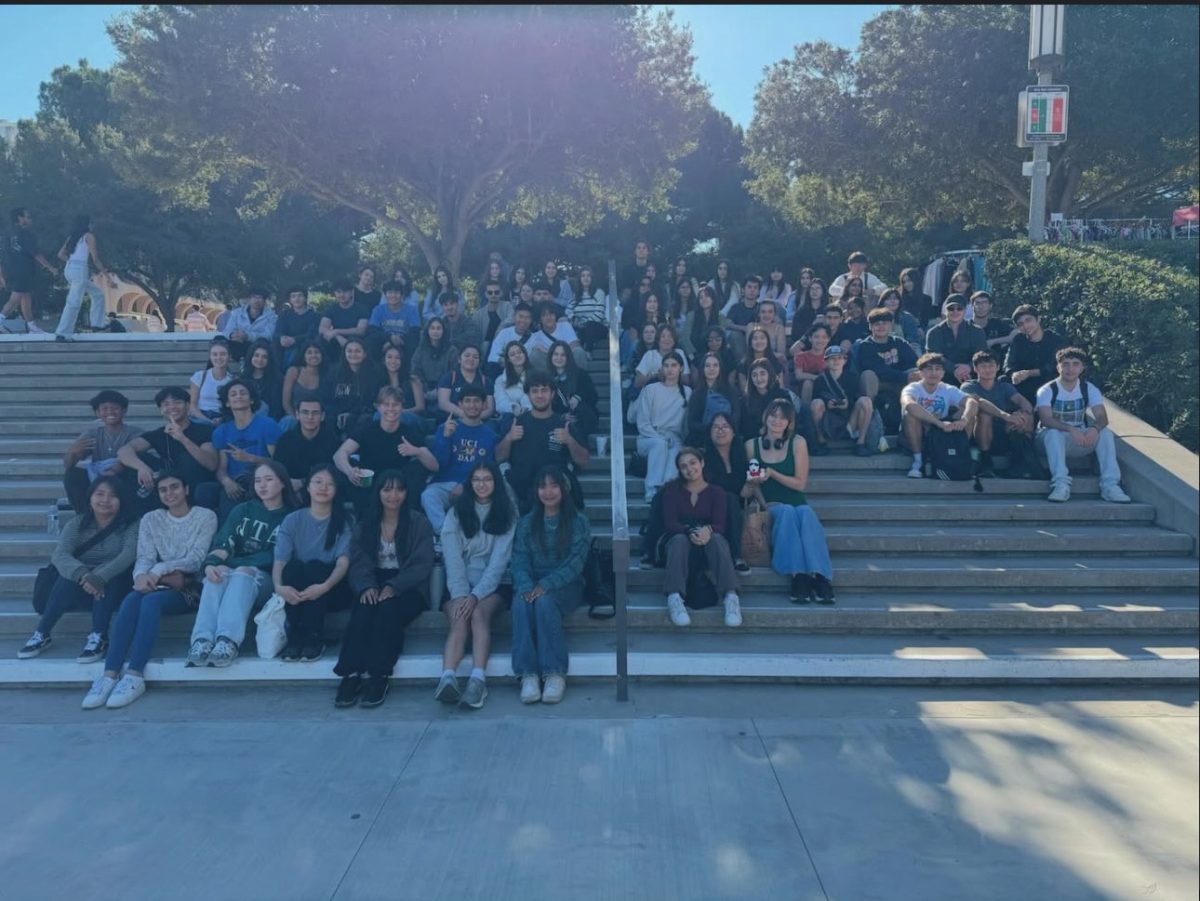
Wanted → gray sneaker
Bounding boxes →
[434,672,461,704]
[208,637,238,668]
[186,638,214,667]
[459,677,488,709]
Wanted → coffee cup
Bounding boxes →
[595,436,609,457]
[358,468,375,487]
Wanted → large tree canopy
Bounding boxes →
[110,4,708,279]
[0,62,366,328]
[746,4,1200,234]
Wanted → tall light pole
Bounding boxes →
[1026,5,1065,241]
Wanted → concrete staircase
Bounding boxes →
[1,336,1197,687]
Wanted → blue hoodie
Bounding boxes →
[429,420,499,484]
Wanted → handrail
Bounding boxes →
[606,260,630,702]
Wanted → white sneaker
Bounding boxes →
[541,674,566,704]
[846,425,860,440]
[878,436,890,454]
[105,673,146,708]
[723,592,742,628]
[666,592,691,627]
[1101,485,1131,504]
[906,461,923,479]
[1047,484,1070,502]
[26,321,45,334]
[82,674,118,710]
[520,675,542,704]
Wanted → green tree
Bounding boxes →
[746,5,1200,234]
[109,5,708,281]
[0,62,367,328]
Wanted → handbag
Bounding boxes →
[31,519,123,614]
[583,543,616,620]
[740,497,772,568]
[254,593,287,658]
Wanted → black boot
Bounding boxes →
[790,573,812,604]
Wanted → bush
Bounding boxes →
[1115,239,1199,275]
[985,239,1199,451]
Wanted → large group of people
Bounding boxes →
[13,236,1136,708]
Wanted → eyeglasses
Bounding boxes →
[945,305,964,312]
[711,423,731,431]
[485,290,500,296]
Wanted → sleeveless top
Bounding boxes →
[68,235,89,265]
[754,437,807,507]
[291,372,328,407]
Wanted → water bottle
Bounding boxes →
[46,506,59,536]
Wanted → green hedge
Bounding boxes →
[984,239,1199,451]
[1116,239,1199,275]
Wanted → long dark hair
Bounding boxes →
[253,460,302,511]
[547,339,582,398]
[291,337,325,373]
[78,474,136,533]
[712,258,735,301]
[244,338,280,386]
[690,351,734,416]
[502,340,530,387]
[359,469,411,567]
[453,460,515,539]
[420,316,449,359]
[529,465,576,558]
[335,337,380,394]
[65,214,92,252]
[305,463,350,552]
[703,412,747,481]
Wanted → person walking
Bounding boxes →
[0,207,60,333]
[53,214,117,340]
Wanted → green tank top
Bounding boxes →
[755,437,807,506]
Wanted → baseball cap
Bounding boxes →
[823,345,846,360]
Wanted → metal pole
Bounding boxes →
[1027,69,1054,241]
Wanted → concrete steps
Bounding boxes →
[1,335,1196,688]
[3,632,1195,686]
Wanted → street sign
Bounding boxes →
[1022,85,1068,144]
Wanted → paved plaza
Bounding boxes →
[2,684,1196,900]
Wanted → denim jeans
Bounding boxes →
[510,581,583,678]
[55,260,107,337]
[421,480,458,533]
[767,503,833,580]
[1037,428,1122,491]
[37,572,132,638]
[190,568,271,647]
[105,588,191,673]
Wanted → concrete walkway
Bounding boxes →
[2,685,1196,901]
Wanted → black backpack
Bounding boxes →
[923,427,976,483]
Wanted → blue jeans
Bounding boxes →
[767,503,833,580]
[37,572,132,637]
[105,588,191,673]
[421,481,458,533]
[190,569,271,647]
[510,581,583,678]
[55,260,107,337]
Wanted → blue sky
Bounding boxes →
[0,4,889,127]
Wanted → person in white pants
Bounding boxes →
[1035,347,1130,504]
[630,350,692,503]
[55,215,116,340]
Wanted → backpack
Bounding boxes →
[701,390,733,427]
[1048,380,1091,425]
[685,547,719,609]
[923,427,975,482]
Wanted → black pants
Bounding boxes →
[282,560,353,645]
[575,321,608,350]
[63,468,91,515]
[334,578,426,678]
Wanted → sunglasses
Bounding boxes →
[485,290,500,296]
[945,305,964,312]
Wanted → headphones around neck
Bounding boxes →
[764,435,787,450]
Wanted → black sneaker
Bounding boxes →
[280,642,303,662]
[811,442,830,457]
[360,675,389,707]
[734,558,752,575]
[299,640,324,663]
[812,574,836,605]
[789,574,812,605]
[18,631,52,659]
[853,443,872,457]
[335,675,362,708]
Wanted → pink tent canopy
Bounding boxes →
[1172,205,1199,227]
